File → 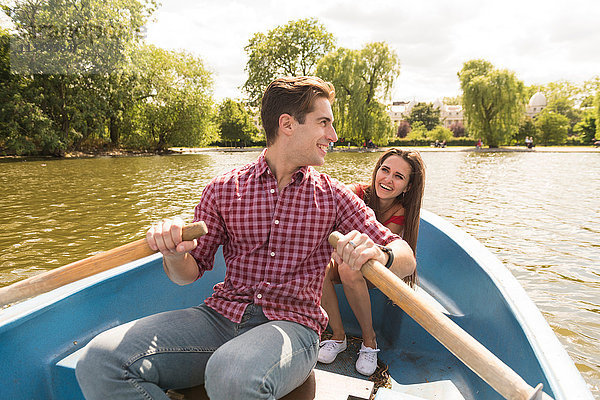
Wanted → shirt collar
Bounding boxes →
[255,149,310,184]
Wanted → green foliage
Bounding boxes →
[514,116,538,145]
[442,95,462,105]
[127,45,216,151]
[217,99,259,146]
[317,42,400,144]
[390,136,477,147]
[242,18,335,106]
[573,109,597,143]
[429,126,453,142]
[8,0,155,75]
[1,1,217,156]
[545,97,581,134]
[535,110,569,145]
[596,89,600,138]
[406,102,440,131]
[406,121,427,141]
[458,59,525,147]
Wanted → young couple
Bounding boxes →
[75,76,424,399]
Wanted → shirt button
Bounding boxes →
[270,252,275,257]
[274,220,279,225]
[270,189,275,194]
[256,293,263,299]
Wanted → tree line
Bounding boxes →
[1,2,599,156]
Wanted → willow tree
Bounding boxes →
[242,18,335,106]
[458,59,525,147]
[316,42,400,144]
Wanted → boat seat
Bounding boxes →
[53,348,374,400]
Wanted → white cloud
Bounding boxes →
[146,0,600,102]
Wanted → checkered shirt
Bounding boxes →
[190,150,399,334]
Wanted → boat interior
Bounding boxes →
[1,212,561,399]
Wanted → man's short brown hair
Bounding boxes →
[261,76,335,146]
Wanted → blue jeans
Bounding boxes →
[75,304,319,399]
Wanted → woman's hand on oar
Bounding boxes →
[328,231,553,400]
[331,230,386,272]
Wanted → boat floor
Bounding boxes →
[166,337,467,400]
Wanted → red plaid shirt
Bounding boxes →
[190,150,399,334]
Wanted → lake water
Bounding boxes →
[0,149,598,395]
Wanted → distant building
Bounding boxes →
[388,99,464,129]
[390,92,548,130]
[433,99,464,128]
[525,92,547,118]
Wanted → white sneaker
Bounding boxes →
[355,343,380,376]
[318,337,347,364]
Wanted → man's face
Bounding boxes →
[289,96,337,167]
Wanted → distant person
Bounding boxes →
[318,148,425,376]
[75,76,416,399]
[476,139,483,149]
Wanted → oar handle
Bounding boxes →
[0,222,208,308]
[328,232,552,400]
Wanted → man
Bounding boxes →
[75,76,416,399]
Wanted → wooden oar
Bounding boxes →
[328,232,551,400]
[0,222,208,307]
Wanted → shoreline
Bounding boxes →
[1,145,598,161]
[170,145,600,154]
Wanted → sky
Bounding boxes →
[2,0,599,102]
[144,0,600,103]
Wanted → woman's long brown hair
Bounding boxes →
[363,148,425,287]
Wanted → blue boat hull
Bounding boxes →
[0,211,591,399]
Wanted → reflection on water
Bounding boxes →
[1,150,599,394]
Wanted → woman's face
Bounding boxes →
[374,155,412,201]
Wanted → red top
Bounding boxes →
[190,150,399,334]
[351,183,405,227]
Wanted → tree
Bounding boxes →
[317,42,400,144]
[596,89,600,139]
[242,18,335,106]
[545,97,581,135]
[535,110,569,145]
[0,27,64,155]
[458,59,525,147]
[396,120,411,138]
[128,45,216,150]
[448,121,465,137]
[443,95,462,105]
[573,109,597,144]
[406,102,440,131]
[4,0,156,152]
[429,126,453,142]
[217,99,259,146]
[515,116,538,145]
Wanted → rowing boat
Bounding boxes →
[0,210,592,399]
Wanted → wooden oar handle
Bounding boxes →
[182,221,208,241]
[0,222,208,308]
[328,231,552,400]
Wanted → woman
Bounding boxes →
[318,148,425,376]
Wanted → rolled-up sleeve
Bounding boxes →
[190,179,228,278]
